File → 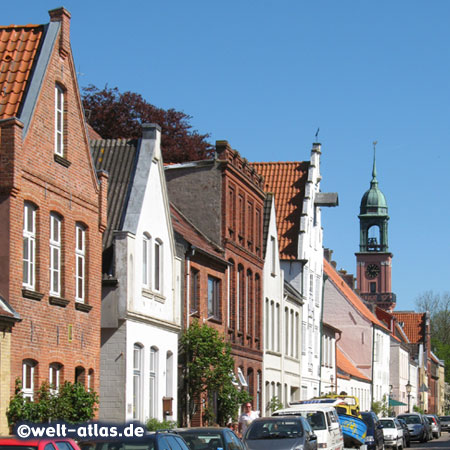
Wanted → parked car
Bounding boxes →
[426,414,441,438]
[397,413,431,443]
[79,433,190,450]
[0,438,81,450]
[397,418,410,447]
[243,416,317,450]
[380,418,404,450]
[360,411,385,450]
[175,427,245,450]
[272,403,344,449]
[438,415,450,432]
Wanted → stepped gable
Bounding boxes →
[250,161,309,260]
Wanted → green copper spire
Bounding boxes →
[371,140,377,184]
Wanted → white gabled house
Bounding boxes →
[262,194,304,415]
[92,124,181,423]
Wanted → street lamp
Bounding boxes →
[406,381,412,412]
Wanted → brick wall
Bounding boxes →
[0,9,104,425]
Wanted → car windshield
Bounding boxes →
[380,420,395,428]
[399,415,421,425]
[288,411,326,430]
[247,419,304,439]
[177,432,223,450]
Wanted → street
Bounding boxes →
[409,433,450,449]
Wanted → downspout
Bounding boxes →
[371,326,375,407]
[185,245,195,427]
[319,273,328,395]
[335,330,342,394]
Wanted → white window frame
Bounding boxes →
[49,363,61,394]
[142,233,151,288]
[55,85,64,156]
[75,224,86,302]
[22,360,36,400]
[23,203,36,289]
[237,367,248,387]
[208,276,221,319]
[149,346,158,418]
[153,240,162,293]
[133,344,143,421]
[50,213,62,296]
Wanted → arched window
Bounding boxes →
[55,84,64,156]
[50,213,62,296]
[22,359,37,400]
[75,366,86,385]
[154,239,162,292]
[75,223,86,302]
[166,351,173,398]
[246,270,253,337]
[255,274,261,346]
[368,225,381,250]
[149,346,159,418]
[237,265,244,331]
[23,202,37,290]
[142,233,151,288]
[228,259,235,329]
[49,362,62,393]
[133,344,143,420]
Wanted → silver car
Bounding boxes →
[244,416,317,450]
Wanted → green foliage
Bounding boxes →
[372,394,389,417]
[413,404,425,414]
[146,417,177,431]
[416,291,450,383]
[267,396,283,413]
[180,321,251,426]
[6,378,98,426]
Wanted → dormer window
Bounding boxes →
[55,85,64,156]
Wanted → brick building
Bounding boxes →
[171,203,229,425]
[165,141,265,410]
[0,8,106,431]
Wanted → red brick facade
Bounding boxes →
[216,141,265,410]
[0,8,106,412]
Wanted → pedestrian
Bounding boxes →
[238,402,258,436]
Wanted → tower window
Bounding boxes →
[370,282,376,293]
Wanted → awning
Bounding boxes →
[389,398,407,406]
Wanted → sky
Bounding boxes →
[4,1,449,311]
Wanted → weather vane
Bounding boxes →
[315,127,320,142]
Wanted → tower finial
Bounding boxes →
[372,140,378,183]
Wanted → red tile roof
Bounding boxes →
[324,259,388,330]
[250,161,309,260]
[392,312,425,344]
[337,347,371,381]
[0,25,44,119]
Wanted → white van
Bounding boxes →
[273,403,344,450]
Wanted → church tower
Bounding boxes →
[356,144,396,311]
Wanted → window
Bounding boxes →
[55,85,64,156]
[142,233,151,288]
[228,185,236,236]
[166,351,173,398]
[50,213,62,296]
[208,276,221,319]
[190,268,199,313]
[133,344,142,420]
[75,224,86,302]
[87,368,94,390]
[247,201,254,248]
[256,371,261,412]
[271,236,276,275]
[370,282,376,293]
[22,359,36,400]
[75,366,85,385]
[23,203,36,289]
[255,208,261,254]
[239,194,245,239]
[49,363,62,393]
[149,346,158,418]
[154,240,162,292]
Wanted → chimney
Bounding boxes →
[49,8,71,59]
[324,248,333,262]
[338,270,355,290]
[142,123,161,140]
[215,140,232,159]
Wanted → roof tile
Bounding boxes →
[250,162,309,260]
[0,25,44,119]
[337,347,371,381]
[392,312,425,344]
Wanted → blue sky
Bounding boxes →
[5,1,449,311]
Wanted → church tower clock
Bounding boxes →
[356,143,396,311]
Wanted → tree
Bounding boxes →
[82,85,214,163]
[6,379,98,427]
[416,290,450,382]
[179,321,251,426]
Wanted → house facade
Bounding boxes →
[165,140,265,407]
[0,8,106,432]
[262,194,303,415]
[92,124,180,422]
[252,143,338,400]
